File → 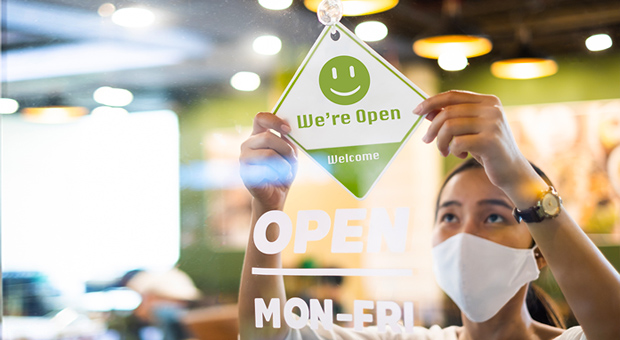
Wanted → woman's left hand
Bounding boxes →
[414,90,533,191]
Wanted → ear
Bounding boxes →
[533,246,547,270]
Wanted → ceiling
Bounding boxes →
[3,0,620,112]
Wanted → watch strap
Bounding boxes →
[512,205,543,223]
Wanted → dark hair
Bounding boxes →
[526,284,566,328]
[435,158,554,220]
[436,157,565,328]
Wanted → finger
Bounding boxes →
[423,109,442,122]
[456,151,469,159]
[282,135,298,158]
[421,103,482,143]
[449,134,490,160]
[413,90,490,116]
[240,134,297,183]
[242,149,293,173]
[252,112,292,136]
[435,117,481,157]
[241,151,294,186]
[242,131,297,162]
[281,135,299,177]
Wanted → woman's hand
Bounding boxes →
[240,112,298,211]
[239,112,294,340]
[414,90,533,191]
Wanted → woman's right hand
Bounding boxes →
[240,112,298,211]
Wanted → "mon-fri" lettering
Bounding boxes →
[253,208,410,254]
[255,298,415,333]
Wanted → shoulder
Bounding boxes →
[286,324,459,340]
[553,326,587,340]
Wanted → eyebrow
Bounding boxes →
[438,199,513,210]
[478,199,513,210]
[438,200,461,209]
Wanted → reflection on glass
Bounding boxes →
[21,106,88,124]
[97,3,115,17]
[90,106,130,118]
[111,7,155,28]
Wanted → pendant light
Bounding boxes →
[304,0,398,16]
[22,106,88,124]
[491,28,557,80]
[413,0,492,59]
[21,94,88,124]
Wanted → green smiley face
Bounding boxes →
[319,56,370,105]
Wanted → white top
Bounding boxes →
[286,324,586,340]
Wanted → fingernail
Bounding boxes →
[422,133,431,143]
[281,124,291,134]
[413,103,423,115]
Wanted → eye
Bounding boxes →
[440,213,458,223]
[349,65,355,78]
[332,67,338,79]
[485,214,506,224]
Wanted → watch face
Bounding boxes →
[541,193,561,216]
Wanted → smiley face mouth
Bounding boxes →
[330,85,361,97]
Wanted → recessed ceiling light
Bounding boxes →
[93,86,134,107]
[258,0,293,10]
[586,34,612,52]
[438,51,468,71]
[355,21,388,42]
[253,35,282,55]
[231,72,261,92]
[0,98,19,114]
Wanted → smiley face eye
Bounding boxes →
[350,65,355,78]
[332,67,337,79]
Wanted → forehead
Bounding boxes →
[439,168,511,205]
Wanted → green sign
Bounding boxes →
[273,23,427,199]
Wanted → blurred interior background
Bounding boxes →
[2,0,620,339]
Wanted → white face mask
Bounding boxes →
[432,233,540,323]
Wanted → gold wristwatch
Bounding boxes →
[512,186,562,223]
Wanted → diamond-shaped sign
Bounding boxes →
[273,23,427,199]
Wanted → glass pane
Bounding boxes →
[2,1,620,340]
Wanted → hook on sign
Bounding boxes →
[317,0,343,26]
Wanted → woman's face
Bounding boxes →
[432,168,533,249]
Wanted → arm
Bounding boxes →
[238,112,297,340]
[415,90,620,339]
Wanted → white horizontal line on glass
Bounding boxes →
[251,267,413,277]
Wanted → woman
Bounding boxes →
[238,91,620,339]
